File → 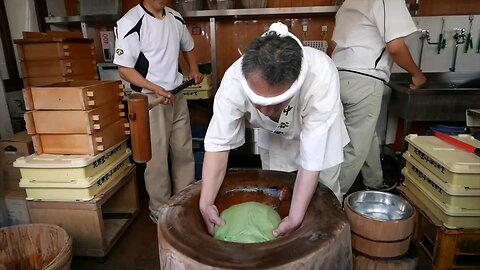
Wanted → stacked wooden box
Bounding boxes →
[15,31,98,87]
[19,80,130,200]
[12,80,138,257]
[398,134,480,270]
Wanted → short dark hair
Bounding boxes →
[241,32,303,87]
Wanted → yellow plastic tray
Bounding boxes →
[405,134,480,188]
[182,74,213,100]
[20,154,131,201]
[14,140,128,183]
[402,173,480,229]
[403,152,480,210]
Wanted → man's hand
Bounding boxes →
[190,70,204,84]
[273,216,302,237]
[152,86,173,105]
[200,204,225,235]
[410,73,427,90]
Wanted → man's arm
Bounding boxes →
[199,150,229,235]
[118,66,172,104]
[182,49,203,84]
[273,167,319,237]
[386,37,426,89]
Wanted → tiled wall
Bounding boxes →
[392,15,480,73]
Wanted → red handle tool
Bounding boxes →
[433,130,480,157]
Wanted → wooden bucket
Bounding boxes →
[0,224,72,270]
[353,243,419,270]
[157,169,353,270]
[344,191,416,258]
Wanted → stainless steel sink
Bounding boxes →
[388,72,480,122]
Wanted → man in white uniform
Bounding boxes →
[199,23,349,237]
[332,0,426,194]
[114,0,203,223]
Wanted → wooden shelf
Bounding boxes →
[182,6,339,18]
[27,166,140,257]
[45,14,121,24]
[44,6,339,23]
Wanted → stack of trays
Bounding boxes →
[182,74,213,100]
[402,134,480,229]
[23,80,129,155]
[14,140,132,201]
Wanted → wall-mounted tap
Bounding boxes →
[419,18,448,56]
[450,28,466,72]
[453,28,466,44]
[464,16,474,53]
[417,29,430,70]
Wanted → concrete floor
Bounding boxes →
[71,153,434,270]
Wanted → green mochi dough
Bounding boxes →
[214,201,281,243]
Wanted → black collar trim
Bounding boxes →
[140,2,164,18]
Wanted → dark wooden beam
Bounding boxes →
[34,0,49,32]
[0,0,22,91]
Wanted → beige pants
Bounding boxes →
[338,72,384,194]
[259,147,342,202]
[146,93,195,216]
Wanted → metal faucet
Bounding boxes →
[417,29,431,69]
[449,28,466,72]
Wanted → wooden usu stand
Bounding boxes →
[27,166,139,257]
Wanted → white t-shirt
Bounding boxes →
[114,4,194,92]
[331,0,417,81]
[205,47,349,172]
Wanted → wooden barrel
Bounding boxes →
[354,243,419,270]
[344,191,416,258]
[157,169,353,270]
[0,224,72,270]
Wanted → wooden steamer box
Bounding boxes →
[22,80,130,155]
[21,59,97,77]
[24,101,125,134]
[23,80,124,111]
[15,36,98,86]
[15,38,95,61]
[31,118,129,155]
[23,74,99,88]
[27,166,139,257]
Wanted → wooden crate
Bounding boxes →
[32,118,130,155]
[21,58,97,77]
[23,80,123,110]
[15,39,94,61]
[24,101,125,134]
[27,166,139,257]
[23,73,99,87]
[398,186,480,270]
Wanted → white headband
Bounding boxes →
[241,22,308,106]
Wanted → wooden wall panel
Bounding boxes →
[180,19,212,73]
[418,0,480,16]
[122,0,141,13]
[64,0,78,16]
[213,16,335,87]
